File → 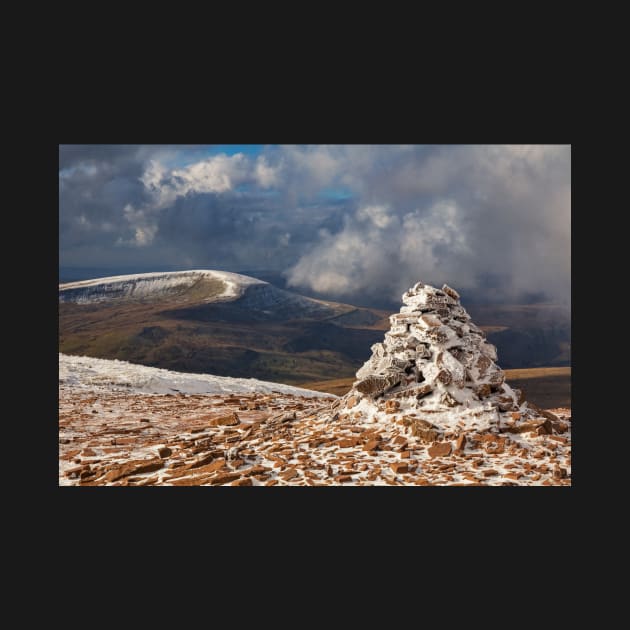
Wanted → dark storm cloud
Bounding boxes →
[59,145,570,306]
[284,145,570,305]
[151,190,353,271]
[59,145,152,260]
[59,144,354,271]
[59,145,143,170]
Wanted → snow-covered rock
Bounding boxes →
[338,281,556,435]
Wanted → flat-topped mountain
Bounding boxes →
[59,269,339,319]
[59,282,571,487]
[59,270,389,384]
[59,269,570,386]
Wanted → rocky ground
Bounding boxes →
[59,385,571,486]
[59,280,572,487]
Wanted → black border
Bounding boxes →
[51,93,575,554]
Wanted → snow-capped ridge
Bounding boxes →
[59,270,263,304]
[58,269,339,320]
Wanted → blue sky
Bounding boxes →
[204,144,266,157]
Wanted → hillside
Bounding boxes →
[59,270,570,384]
[59,291,571,488]
[467,303,571,368]
[59,270,388,384]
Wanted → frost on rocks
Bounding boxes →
[58,280,571,486]
[339,281,560,438]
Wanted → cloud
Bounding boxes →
[255,156,282,188]
[59,144,570,307]
[168,153,248,195]
[284,145,571,305]
[287,199,474,301]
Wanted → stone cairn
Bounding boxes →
[338,281,560,439]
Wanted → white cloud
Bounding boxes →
[121,153,257,248]
[121,203,158,247]
[287,145,570,304]
[140,153,252,211]
[357,205,394,229]
[255,156,281,188]
[287,200,474,301]
[170,153,247,195]
[133,225,157,246]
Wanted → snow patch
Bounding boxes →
[59,353,331,398]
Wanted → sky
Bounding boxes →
[59,144,570,307]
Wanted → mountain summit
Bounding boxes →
[59,279,571,486]
[59,269,387,383]
[337,281,560,438]
[58,269,337,319]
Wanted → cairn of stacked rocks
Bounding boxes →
[339,281,560,439]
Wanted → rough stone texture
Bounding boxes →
[209,473,241,485]
[338,280,558,439]
[209,411,240,426]
[232,478,253,486]
[280,468,299,481]
[428,442,452,458]
[103,459,163,482]
[414,384,433,399]
[355,374,401,396]
[410,419,440,442]
[440,391,459,408]
[390,462,409,474]
[385,399,400,414]
[58,279,571,487]
[58,389,570,486]
[442,284,460,300]
[363,440,380,452]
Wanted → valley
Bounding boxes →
[59,354,571,487]
[59,270,390,384]
[58,276,571,487]
[59,270,570,392]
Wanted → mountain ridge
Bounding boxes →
[59,269,387,384]
[59,269,570,384]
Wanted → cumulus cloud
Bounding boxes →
[168,153,248,196]
[288,199,474,301]
[284,145,571,305]
[59,144,570,307]
[255,156,282,188]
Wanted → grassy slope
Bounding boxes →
[59,295,389,384]
[59,280,570,387]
